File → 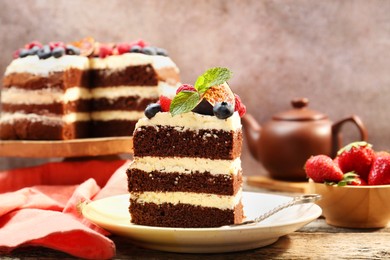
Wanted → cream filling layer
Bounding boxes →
[131,189,242,210]
[91,86,158,99]
[130,157,241,176]
[135,111,242,132]
[91,111,144,121]
[5,55,89,76]
[89,53,179,71]
[0,112,90,124]
[90,81,178,100]
[1,87,91,104]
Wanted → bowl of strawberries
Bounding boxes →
[305,141,390,228]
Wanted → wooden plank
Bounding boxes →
[0,137,133,158]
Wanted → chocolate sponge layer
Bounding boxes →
[129,199,244,228]
[127,168,242,195]
[133,126,242,160]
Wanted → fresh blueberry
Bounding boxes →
[28,45,40,55]
[213,102,234,119]
[144,103,162,119]
[142,46,157,55]
[52,47,65,58]
[156,47,168,56]
[18,49,30,58]
[130,45,142,53]
[65,45,80,55]
[37,45,52,59]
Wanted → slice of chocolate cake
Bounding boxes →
[89,41,180,137]
[0,41,90,140]
[127,67,247,228]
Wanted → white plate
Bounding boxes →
[82,192,321,253]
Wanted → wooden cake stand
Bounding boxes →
[0,137,133,158]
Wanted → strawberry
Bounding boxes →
[368,155,390,185]
[176,84,196,94]
[337,172,367,186]
[234,94,246,117]
[305,155,344,183]
[348,176,367,186]
[336,141,375,181]
[159,95,172,112]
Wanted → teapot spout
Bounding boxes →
[241,113,262,160]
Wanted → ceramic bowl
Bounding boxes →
[309,180,390,228]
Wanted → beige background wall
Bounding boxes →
[1,0,389,177]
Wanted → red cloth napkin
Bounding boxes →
[0,160,130,259]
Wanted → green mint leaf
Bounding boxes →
[170,91,201,116]
[194,67,232,95]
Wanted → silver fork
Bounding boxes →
[224,194,321,227]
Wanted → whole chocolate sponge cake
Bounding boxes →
[127,67,247,228]
[0,38,180,140]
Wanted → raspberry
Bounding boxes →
[234,94,246,117]
[117,43,131,54]
[131,39,148,48]
[49,41,66,50]
[99,45,113,58]
[159,95,172,112]
[24,41,42,50]
[176,84,196,94]
[13,49,21,59]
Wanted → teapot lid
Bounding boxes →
[273,98,327,121]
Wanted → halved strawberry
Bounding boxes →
[159,95,172,112]
[305,155,344,183]
[336,141,375,181]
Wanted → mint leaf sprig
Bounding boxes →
[170,67,232,117]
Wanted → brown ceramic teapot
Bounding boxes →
[242,98,368,181]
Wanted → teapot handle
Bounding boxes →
[331,115,368,158]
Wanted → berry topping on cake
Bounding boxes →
[144,103,162,119]
[168,67,244,119]
[49,41,66,50]
[117,42,131,54]
[65,45,80,55]
[98,44,113,58]
[130,45,142,53]
[37,45,52,59]
[142,46,157,55]
[24,41,43,50]
[14,41,81,59]
[234,94,246,117]
[213,101,234,119]
[159,95,172,112]
[52,47,65,58]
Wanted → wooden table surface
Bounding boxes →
[4,186,390,259]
